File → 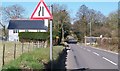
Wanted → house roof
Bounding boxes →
[8,20,47,30]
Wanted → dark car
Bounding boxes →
[67,38,77,44]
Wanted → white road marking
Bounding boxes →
[83,48,86,50]
[87,49,91,52]
[93,52,100,56]
[102,57,117,66]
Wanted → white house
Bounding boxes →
[8,20,48,41]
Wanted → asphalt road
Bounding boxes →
[66,44,118,70]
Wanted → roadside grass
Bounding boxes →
[90,44,118,53]
[0,42,3,69]
[0,41,34,65]
[2,46,64,70]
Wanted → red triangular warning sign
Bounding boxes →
[30,0,53,20]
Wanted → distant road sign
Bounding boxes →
[31,0,53,20]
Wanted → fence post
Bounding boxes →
[38,41,39,48]
[35,42,37,48]
[42,41,43,47]
[2,44,5,66]
[40,41,41,47]
[28,42,30,52]
[32,42,34,50]
[22,43,24,54]
[14,43,16,59]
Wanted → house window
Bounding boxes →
[25,30,29,32]
[13,30,16,33]
[37,30,41,32]
[13,30,19,33]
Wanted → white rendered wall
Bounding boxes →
[44,19,48,27]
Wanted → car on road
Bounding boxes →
[67,38,77,44]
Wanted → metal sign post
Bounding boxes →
[50,5,53,70]
[30,0,53,68]
[50,4,53,62]
[50,20,52,61]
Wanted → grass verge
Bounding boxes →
[2,46,64,70]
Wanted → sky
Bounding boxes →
[2,2,118,18]
[0,0,119,28]
[1,0,120,2]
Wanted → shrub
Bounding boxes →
[19,32,59,42]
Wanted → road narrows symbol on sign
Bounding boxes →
[38,6,44,16]
[42,6,44,16]
[38,6,41,16]
[30,0,53,20]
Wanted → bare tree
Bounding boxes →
[1,4,25,40]
[0,6,6,40]
[52,4,70,30]
[52,4,71,43]
[75,5,89,36]
[73,5,107,41]
[0,22,7,40]
[2,4,25,21]
[105,11,118,37]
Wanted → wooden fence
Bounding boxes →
[0,41,47,68]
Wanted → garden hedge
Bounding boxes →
[19,32,59,41]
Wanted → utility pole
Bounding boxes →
[90,16,94,37]
[89,12,94,37]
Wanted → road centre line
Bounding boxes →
[102,57,117,66]
[93,52,100,56]
[77,43,118,55]
[87,49,91,52]
[81,46,117,66]
[83,48,86,50]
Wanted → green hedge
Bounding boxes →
[19,32,59,41]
